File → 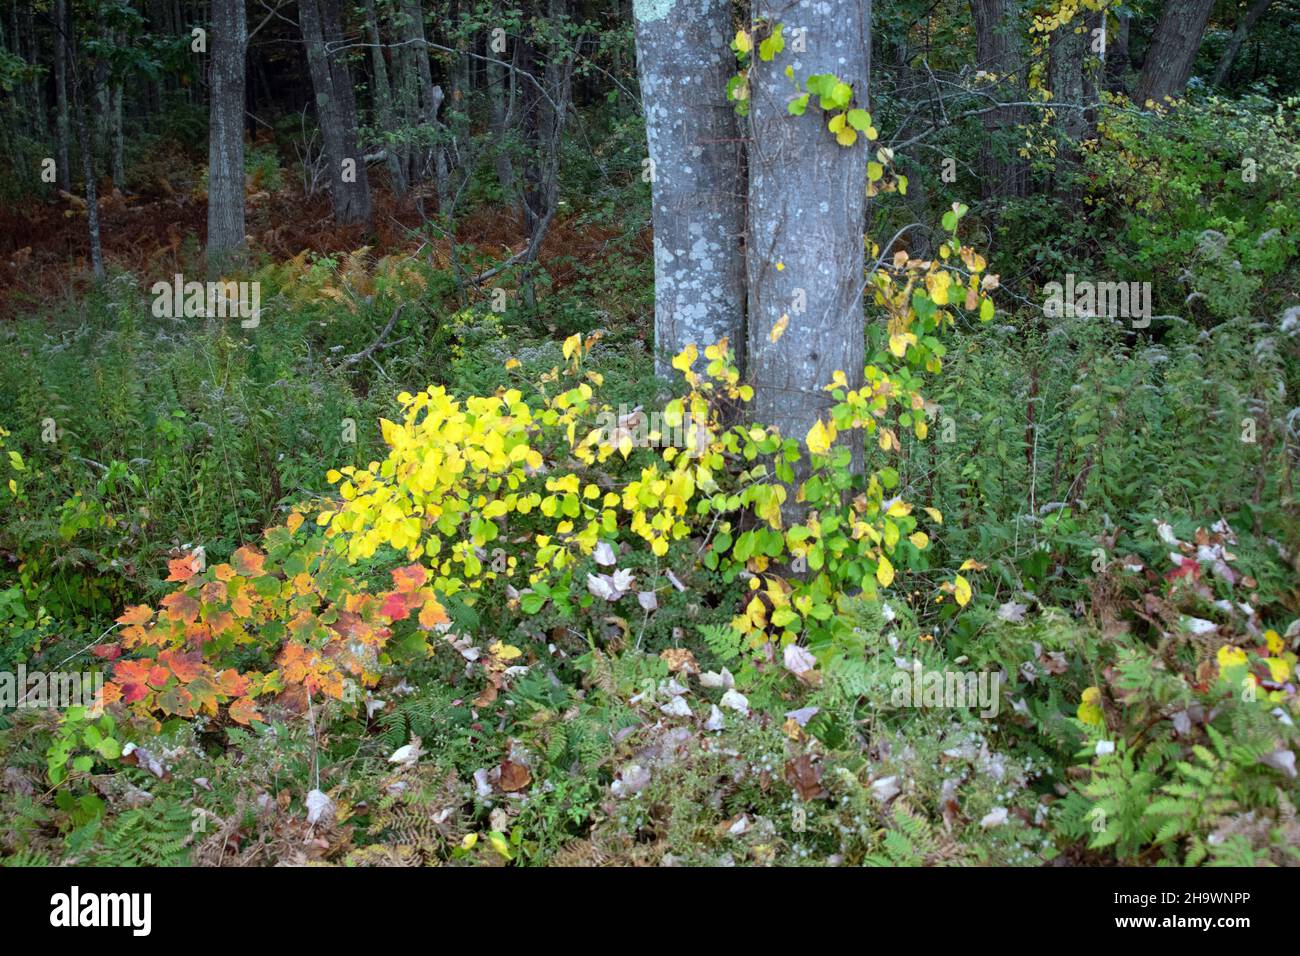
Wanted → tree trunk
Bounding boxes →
[54,0,70,190]
[1212,0,1273,87]
[70,27,105,281]
[632,0,747,375]
[746,0,870,463]
[110,38,125,188]
[207,0,248,265]
[1049,15,1087,194]
[361,0,406,194]
[1136,0,1216,105]
[487,8,517,209]
[1106,10,1131,92]
[397,0,447,205]
[300,0,373,225]
[969,0,1027,198]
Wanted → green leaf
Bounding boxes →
[846,108,871,131]
[758,24,784,62]
[787,92,810,116]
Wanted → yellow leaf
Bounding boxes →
[734,29,752,53]
[770,313,789,343]
[923,507,943,524]
[489,641,523,661]
[488,831,513,860]
[1076,687,1105,729]
[954,574,972,607]
[876,554,894,588]
[805,419,835,455]
[909,531,929,550]
[671,344,698,373]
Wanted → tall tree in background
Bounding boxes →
[745,0,870,462]
[207,0,248,264]
[1212,0,1274,87]
[300,0,372,225]
[1136,0,1215,104]
[53,0,71,190]
[632,0,746,376]
[361,0,406,195]
[969,0,1027,198]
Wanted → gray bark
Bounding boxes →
[54,0,70,190]
[1136,0,1216,104]
[969,0,1027,198]
[745,0,870,462]
[1049,16,1088,188]
[1212,0,1273,87]
[632,0,746,376]
[487,23,516,208]
[300,0,373,225]
[207,0,248,263]
[361,0,407,194]
[396,0,448,205]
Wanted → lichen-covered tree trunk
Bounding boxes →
[1049,16,1087,196]
[361,0,407,195]
[745,0,869,463]
[970,0,1027,198]
[632,0,746,376]
[1136,0,1216,105]
[207,0,248,264]
[300,0,372,225]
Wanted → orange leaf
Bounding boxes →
[229,696,263,726]
[116,605,154,627]
[232,545,267,577]
[166,555,196,582]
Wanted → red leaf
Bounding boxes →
[391,563,428,593]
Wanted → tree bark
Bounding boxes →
[1049,15,1088,194]
[745,0,870,462]
[1212,0,1273,87]
[300,0,373,225]
[487,7,517,209]
[361,0,407,194]
[69,18,104,281]
[54,0,71,190]
[1106,9,1131,92]
[207,0,248,265]
[396,0,447,205]
[632,0,746,375]
[970,0,1027,198]
[1136,0,1216,104]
